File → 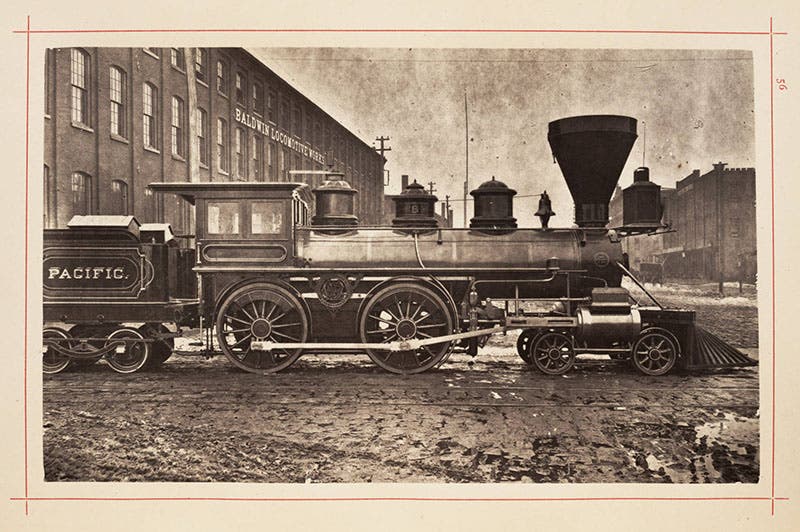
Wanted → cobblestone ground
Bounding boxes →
[43,282,759,483]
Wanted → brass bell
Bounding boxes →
[535,190,556,228]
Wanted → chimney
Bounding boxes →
[713,161,728,172]
[547,115,638,228]
[401,174,409,191]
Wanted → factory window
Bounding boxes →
[252,135,264,181]
[325,124,331,152]
[235,72,245,103]
[267,89,276,122]
[217,118,229,174]
[194,48,207,83]
[109,66,127,138]
[197,107,209,167]
[110,180,129,215]
[170,48,185,71]
[171,96,186,158]
[71,172,92,216]
[253,82,264,116]
[280,96,289,130]
[70,48,90,126]
[234,127,246,179]
[44,50,51,116]
[268,142,275,179]
[292,105,301,137]
[304,111,312,141]
[142,82,159,150]
[280,148,288,180]
[216,60,228,95]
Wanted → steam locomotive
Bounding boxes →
[42,115,756,376]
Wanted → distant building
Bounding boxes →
[660,163,757,282]
[43,47,386,234]
[611,163,757,283]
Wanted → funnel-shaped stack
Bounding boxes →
[548,115,638,227]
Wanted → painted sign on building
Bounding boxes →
[234,108,325,164]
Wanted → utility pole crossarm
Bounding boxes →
[374,136,392,159]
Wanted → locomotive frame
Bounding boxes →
[42,115,756,377]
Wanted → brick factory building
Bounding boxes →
[610,162,757,284]
[43,47,386,233]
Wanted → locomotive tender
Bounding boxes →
[42,115,755,376]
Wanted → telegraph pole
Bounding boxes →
[374,136,392,159]
[463,91,469,228]
[427,181,437,195]
[374,136,392,190]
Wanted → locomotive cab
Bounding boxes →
[147,182,311,322]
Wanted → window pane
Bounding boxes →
[143,83,157,148]
[207,202,239,234]
[195,49,206,81]
[216,60,227,94]
[70,49,89,124]
[251,202,283,235]
[109,67,126,136]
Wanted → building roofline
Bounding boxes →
[239,48,385,163]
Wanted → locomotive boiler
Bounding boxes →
[42,114,756,376]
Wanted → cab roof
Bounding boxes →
[148,182,311,205]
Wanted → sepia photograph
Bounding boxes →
[40,46,760,484]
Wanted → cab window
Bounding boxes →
[251,201,283,235]
[207,201,240,235]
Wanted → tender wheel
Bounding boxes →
[360,283,453,374]
[105,328,150,374]
[516,329,539,365]
[530,331,576,375]
[216,283,309,374]
[68,324,106,368]
[631,327,678,376]
[140,324,174,368]
[43,327,72,374]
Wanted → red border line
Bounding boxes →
[8,496,792,502]
[23,14,30,518]
[10,28,790,35]
[769,16,777,518]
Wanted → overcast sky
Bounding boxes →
[250,48,754,228]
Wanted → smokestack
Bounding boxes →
[401,174,409,191]
[548,115,638,228]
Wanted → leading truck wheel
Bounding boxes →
[516,330,539,365]
[105,328,150,374]
[631,328,678,376]
[215,283,308,374]
[360,283,453,374]
[43,327,72,374]
[530,331,576,375]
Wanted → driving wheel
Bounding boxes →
[360,283,453,374]
[216,283,309,374]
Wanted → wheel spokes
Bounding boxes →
[361,286,453,374]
